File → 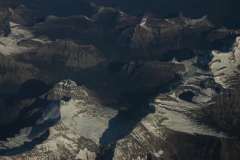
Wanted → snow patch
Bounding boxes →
[0,22,51,56]
[139,17,149,31]
[75,148,96,160]
[210,37,240,87]
[0,22,34,56]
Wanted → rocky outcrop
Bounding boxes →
[199,91,240,136]
[45,79,90,101]
[206,27,240,40]
[0,9,10,37]
[0,79,52,125]
[23,40,104,70]
[0,53,39,92]
[116,60,185,92]
[118,15,214,59]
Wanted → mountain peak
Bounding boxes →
[46,79,89,101]
[58,79,77,87]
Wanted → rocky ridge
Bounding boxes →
[0,0,240,159]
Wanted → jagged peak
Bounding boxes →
[58,79,77,87]
[172,57,179,63]
[46,79,89,101]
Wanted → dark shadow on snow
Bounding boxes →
[96,103,155,160]
[0,79,53,141]
[0,130,50,156]
[95,142,116,160]
[99,104,155,147]
[0,101,61,156]
[193,51,213,71]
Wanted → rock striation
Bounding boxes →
[0,1,240,159]
[20,40,105,71]
[116,60,185,92]
[0,9,10,37]
[45,79,90,101]
[0,53,39,92]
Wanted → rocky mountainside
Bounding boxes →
[0,0,240,159]
[0,53,39,93]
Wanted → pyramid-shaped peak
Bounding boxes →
[46,79,89,101]
[58,79,77,87]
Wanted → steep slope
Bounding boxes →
[1,36,240,159]
[0,53,39,93]
[115,60,185,92]
[0,0,240,159]
[0,80,117,159]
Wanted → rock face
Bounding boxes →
[116,60,185,92]
[0,53,39,93]
[45,79,90,101]
[0,9,11,37]
[130,15,210,49]
[200,92,240,136]
[86,0,240,28]
[16,39,104,71]
[31,40,104,70]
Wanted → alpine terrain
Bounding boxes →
[0,0,240,160]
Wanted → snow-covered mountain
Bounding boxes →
[0,37,240,159]
[0,0,240,159]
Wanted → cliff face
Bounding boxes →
[0,8,10,37]
[200,91,240,136]
[198,38,240,133]
[45,79,90,101]
[116,13,240,60]
[0,79,52,125]
[0,78,240,160]
[18,40,104,71]
[116,60,185,92]
[0,53,39,93]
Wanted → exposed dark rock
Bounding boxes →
[0,9,11,37]
[162,48,196,62]
[0,53,39,93]
[22,40,104,71]
[116,60,185,92]
[199,92,240,136]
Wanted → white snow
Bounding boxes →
[111,37,240,159]
[139,16,151,31]
[1,37,240,158]
[152,99,226,137]
[0,101,60,150]
[31,37,51,44]
[153,149,164,157]
[139,16,163,32]
[0,22,34,56]
[0,83,117,156]
[166,15,213,28]
[75,148,96,160]
[59,99,117,144]
[0,22,51,56]
[148,38,240,137]
[210,37,240,87]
